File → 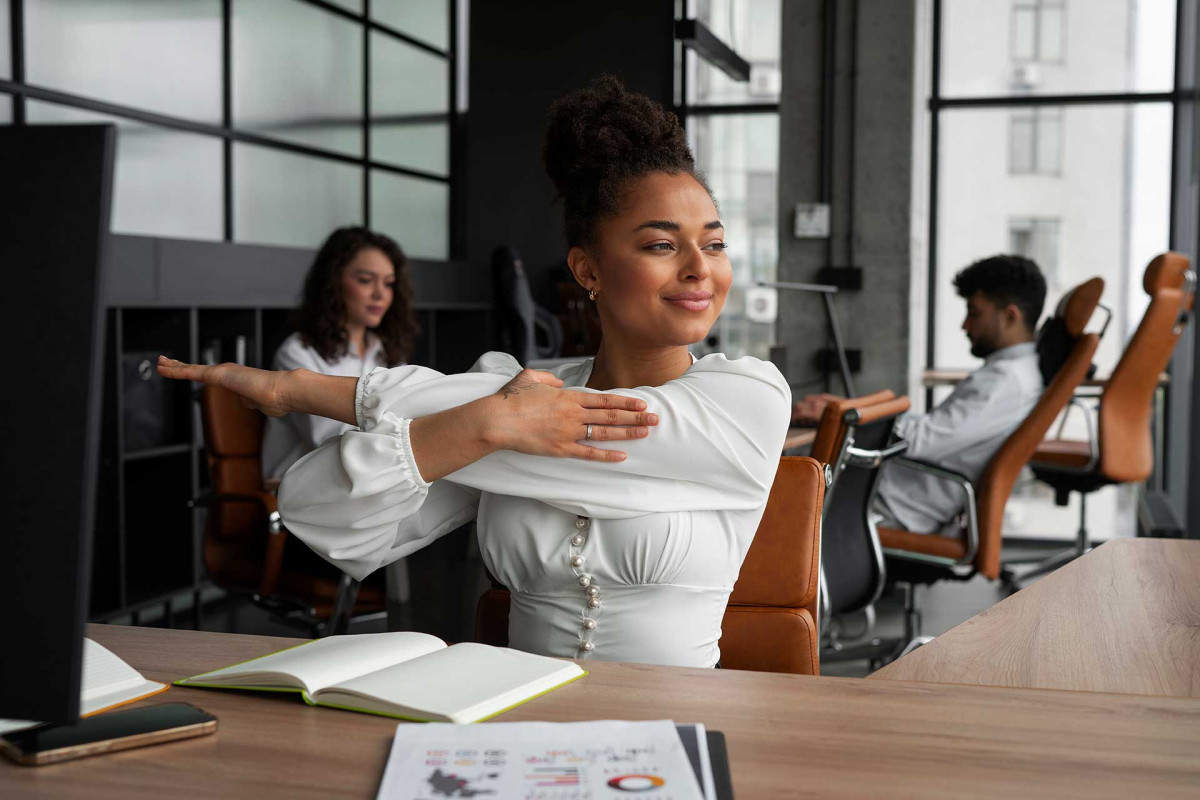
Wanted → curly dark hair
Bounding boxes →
[295,227,419,366]
[953,254,1047,333]
[542,75,710,247]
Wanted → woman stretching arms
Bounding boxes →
[160,77,790,668]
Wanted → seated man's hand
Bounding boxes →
[792,393,841,424]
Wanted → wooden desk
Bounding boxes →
[872,539,1200,697]
[4,624,1199,798]
[783,426,816,450]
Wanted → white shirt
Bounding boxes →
[261,332,388,480]
[277,351,791,668]
[875,342,1043,533]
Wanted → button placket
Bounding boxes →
[568,515,600,656]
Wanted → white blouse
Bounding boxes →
[278,352,791,668]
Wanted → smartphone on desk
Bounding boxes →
[1,702,217,766]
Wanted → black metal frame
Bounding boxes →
[924,0,1186,411]
[3,0,456,248]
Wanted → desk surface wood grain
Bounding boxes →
[872,538,1200,697]
[2,623,1198,798]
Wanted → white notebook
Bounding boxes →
[0,638,169,735]
[177,632,586,724]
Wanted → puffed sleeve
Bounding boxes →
[277,355,520,579]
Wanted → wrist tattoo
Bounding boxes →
[498,374,538,400]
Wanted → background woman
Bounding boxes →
[160,77,790,668]
[262,226,418,481]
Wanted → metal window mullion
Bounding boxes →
[292,0,450,59]
[925,0,942,411]
[11,0,24,124]
[222,0,233,241]
[363,0,371,229]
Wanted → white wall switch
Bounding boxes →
[793,203,831,238]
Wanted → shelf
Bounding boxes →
[123,442,194,461]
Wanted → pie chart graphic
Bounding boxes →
[606,774,666,792]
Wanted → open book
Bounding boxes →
[0,639,169,735]
[176,632,586,724]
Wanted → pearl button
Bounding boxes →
[587,597,601,609]
[571,535,585,547]
[579,641,595,652]
[585,585,599,597]
[582,618,597,631]
[578,575,591,588]
[570,555,585,567]
[575,518,588,529]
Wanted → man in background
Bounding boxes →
[794,254,1047,533]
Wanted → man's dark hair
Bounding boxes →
[953,254,1047,333]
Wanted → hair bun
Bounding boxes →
[542,75,700,246]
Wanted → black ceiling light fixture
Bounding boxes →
[674,18,751,82]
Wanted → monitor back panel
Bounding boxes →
[0,124,115,723]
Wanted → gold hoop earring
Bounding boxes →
[588,289,598,301]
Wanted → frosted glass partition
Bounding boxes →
[24,0,222,123]
[373,0,449,51]
[371,170,449,259]
[0,0,10,80]
[234,143,363,249]
[371,31,449,175]
[28,101,224,241]
[325,0,364,13]
[233,0,363,157]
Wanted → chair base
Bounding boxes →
[1001,493,1091,590]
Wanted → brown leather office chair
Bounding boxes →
[1017,253,1195,583]
[200,385,385,632]
[876,278,1103,649]
[474,456,827,674]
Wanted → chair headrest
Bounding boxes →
[1054,276,1104,337]
[1142,252,1191,295]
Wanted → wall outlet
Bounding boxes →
[794,203,831,238]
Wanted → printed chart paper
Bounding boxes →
[377,719,705,800]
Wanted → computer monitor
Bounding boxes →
[0,124,115,723]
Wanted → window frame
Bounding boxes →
[1010,0,1066,65]
[0,0,458,253]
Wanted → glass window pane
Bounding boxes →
[326,0,364,14]
[934,103,1171,542]
[0,0,10,80]
[233,0,363,157]
[370,31,449,175]
[234,143,362,248]
[686,0,781,105]
[0,96,11,124]
[1012,8,1036,61]
[1039,7,1064,62]
[373,0,449,51]
[1010,113,1034,172]
[25,0,222,124]
[943,0,1175,96]
[27,100,223,240]
[370,171,448,259]
[1036,109,1061,173]
[687,113,778,361]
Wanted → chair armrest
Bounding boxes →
[204,490,286,594]
[844,439,909,468]
[1048,398,1099,471]
[885,457,978,567]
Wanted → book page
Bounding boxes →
[376,720,704,799]
[316,643,584,723]
[181,632,446,695]
[80,638,167,715]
